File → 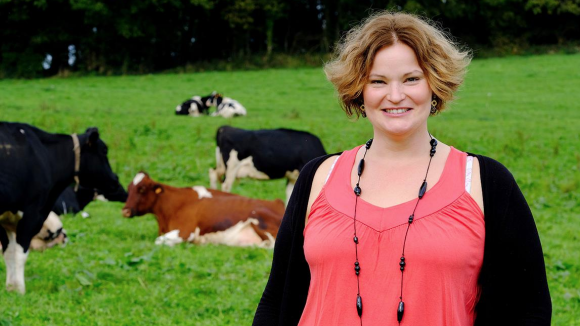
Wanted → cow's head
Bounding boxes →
[205,91,223,107]
[122,172,164,218]
[77,128,126,199]
[76,179,128,209]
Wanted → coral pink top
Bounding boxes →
[299,146,485,326]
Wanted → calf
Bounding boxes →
[0,122,124,293]
[122,172,284,246]
[175,93,215,116]
[209,126,326,202]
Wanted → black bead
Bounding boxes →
[430,138,437,147]
[357,295,363,316]
[397,301,405,322]
[356,271,359,275]
[355,265,360,272]
[365,139,373,149]
[400,266,405,271]
[399,261,406,267]
[400,256,405,261]
[353,236,358,244]
[354,185,361,196]
[408,214,414,223]
[418,181,427,199]
[358,159,365,176]
[355,261,359,266]
[430,148,436,157]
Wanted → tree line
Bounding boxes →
[1,0,579,78]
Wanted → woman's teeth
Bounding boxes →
[383,108,409,114]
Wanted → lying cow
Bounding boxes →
[207,92,247,118]
[209,126,326,202]
[175,93,214,116]
[122,172,284,246]
[0,122,125,293]
[52,183,128,217]
[30,212,67,251]
[0,212,67,252]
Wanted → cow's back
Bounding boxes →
[188,196,284,235]
[0,123,52,209]
[215,126,326,179]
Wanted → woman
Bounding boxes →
[253,11,551,326]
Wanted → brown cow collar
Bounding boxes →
[71,133,81,192]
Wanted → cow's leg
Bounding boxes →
[285,182,295,206]
[285,170,300,206]
[222,150,242,193]
[4,229,28,293]
[209,168,218,189]
[210,147,226,189]
[4,210,43,294]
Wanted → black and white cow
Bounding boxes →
[209,126,326,203]
[0,122,125,293]
[52,183,128,217]
[206,93,247,118]
[175,93,215,116]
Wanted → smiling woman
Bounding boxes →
[362,43,433,138]
[253,11,552,326]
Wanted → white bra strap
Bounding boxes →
[465,155,474,193]
[324,156,340,185]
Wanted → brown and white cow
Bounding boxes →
[122,172,284,247]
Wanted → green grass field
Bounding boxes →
[1,53,579,325]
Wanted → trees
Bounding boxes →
[1,0,578,77]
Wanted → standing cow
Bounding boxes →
[209,126,326,202]
[0,122,125,293]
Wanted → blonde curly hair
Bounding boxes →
[324,11,472,118]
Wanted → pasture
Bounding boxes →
[1,53,579,325]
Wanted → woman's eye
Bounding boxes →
[406,77,420,82]
[370,80,385,84]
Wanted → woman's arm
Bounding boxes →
[474,155,551,326]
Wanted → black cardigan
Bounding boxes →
[253,153,551,326]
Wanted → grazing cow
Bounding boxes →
[175,93,215,116]
[0,122,125,293]
[207,93,247,118]
[52,183,128,217]
[122,172,284,247]
[209,126,326,202]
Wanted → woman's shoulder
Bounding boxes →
[466,153,516,185]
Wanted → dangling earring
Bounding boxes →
[361,104,367,118]
[430,97,438,115]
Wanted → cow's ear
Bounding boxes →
[86,127,100,146]
[153,184,163,195]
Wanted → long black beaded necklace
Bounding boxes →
[352,136,438,325]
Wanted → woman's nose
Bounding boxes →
[387,84,406,103]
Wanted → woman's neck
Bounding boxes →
[369,129,433,162]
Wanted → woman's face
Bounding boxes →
[362,42,432,139]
